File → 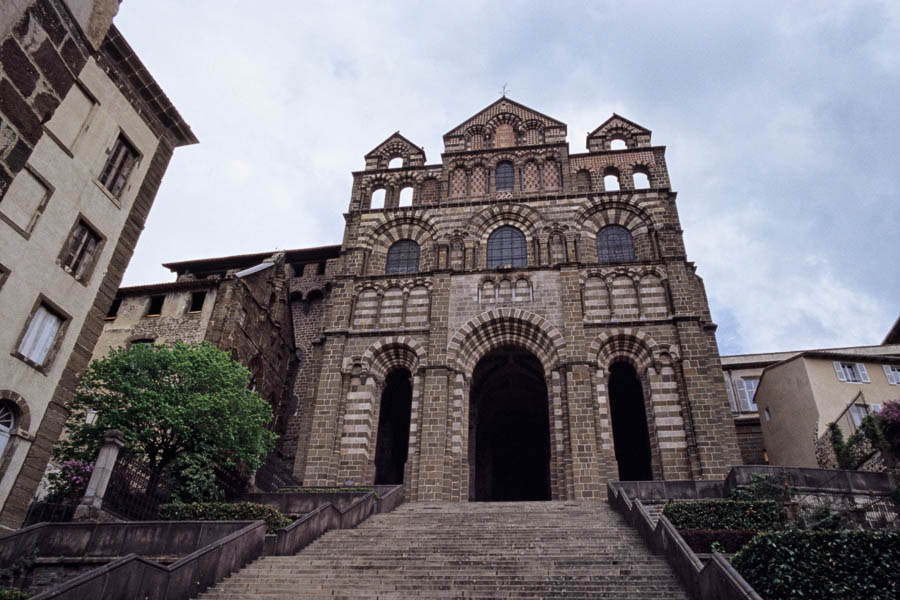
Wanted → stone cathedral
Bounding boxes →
[98,98,743,503]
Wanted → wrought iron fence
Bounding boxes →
[23,501,76,526]
[103,452,174,520]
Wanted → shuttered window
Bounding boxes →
[833,361,870,383]
[883,365,900,386]
[61,220,101,280]
[735,378,759,412]
[98,135,138,198]
[18,304,64,365]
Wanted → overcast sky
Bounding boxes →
[114,1,898,356]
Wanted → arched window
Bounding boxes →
[495,161,514,192]
[388,157,403,169]
[398,187,413,207]
[610,138,627,150]
[603,168,620,192]
[0,404,15,460]
[575,170,591,191]
[632,169,650,189]
[385,240,420,274]
[487,226,527,268]
[370,188,386,209]
[596,225,635,264]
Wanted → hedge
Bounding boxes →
[678,529,758,553]
[158,502,293,533]
[732,530,900,599]
[662,500,783,530]
[0,590,30,600]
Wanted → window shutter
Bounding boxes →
[857,363,870,383]
[736,380,750,412]
[724,375,737,412]
[833,361,846,382]
[871,404,882,414]
[19,305,62,365]
[74,234,98,279]
[884,365,896,385]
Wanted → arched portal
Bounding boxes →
[468,346,551,501]
[608,361,652,481]
[373,369,412,485]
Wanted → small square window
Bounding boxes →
[735,377,759,413]
[98,134,139,198]
[146,295,165,317]
[105,298,122,320]
[189,291,206,313]
[317,261,327,275]
[18,303,66,367]
[60,218,103,282]
[764,407,772,421]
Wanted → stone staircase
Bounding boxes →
[198,501,688,599]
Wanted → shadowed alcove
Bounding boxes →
[468,346,551,501]
[373,369,412,485]
[608,361,653,481]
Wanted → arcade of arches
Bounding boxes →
[294,99,743,502]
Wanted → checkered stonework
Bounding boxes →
[290,98,742,500]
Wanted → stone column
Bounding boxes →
[74,430,125,520]
[565,364,603,499]
[416,366,449,501]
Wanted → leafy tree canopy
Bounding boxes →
[55,341,277,483]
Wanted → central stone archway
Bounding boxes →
[468,346,551,501]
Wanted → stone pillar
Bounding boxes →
[416,366,449,501]
[565,364,602,499]
[74,430,125,520]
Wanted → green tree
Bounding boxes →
[55,341,277,500]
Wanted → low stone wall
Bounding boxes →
[607,482,762,600]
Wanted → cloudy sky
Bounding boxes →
[114,1,898,356]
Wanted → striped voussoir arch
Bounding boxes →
[590,328,660,372]
[361,335,427,381]
[446,308,566,376]
[574,199,656,236]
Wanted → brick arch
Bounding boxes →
[446,308,566,376]
[489,152,520,169]
[468,203,546,267]
[590,329,669,372]
[361,336,428,381]
[575,200,657,234]
[0,390,30,431]
[362,214,438,274]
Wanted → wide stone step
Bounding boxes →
[196,501,687,599]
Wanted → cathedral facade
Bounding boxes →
[295,98,740,501]
[98,98,742,503]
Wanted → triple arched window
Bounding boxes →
[487,226,527,268]
[596,225,635,264]
[385,240,420,274]
[495,161,514,192]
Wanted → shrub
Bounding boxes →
[662,500,783,530]
[732,530,900,599]
[678,529,758,553]
[795,503,845,530]
[44,461,93,503]
[729,473,790,502]
[158,502,292,534]
[877,399,900,457]
[0,589,30,600]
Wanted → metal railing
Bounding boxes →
[102,452,174,520]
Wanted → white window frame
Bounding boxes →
[833,361,870,384]
[17,302,66,368]
[883,365,900,386]
[849,403,869,427]
[735,377,759,412]
[0,404,15,460]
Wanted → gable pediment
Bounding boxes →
[364,132,426,170]
[587,114,652,151]
[443,97,568,153]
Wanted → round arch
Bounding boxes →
[361,335,428,382]
[447,308,566,376]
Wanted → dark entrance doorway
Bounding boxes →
[469,347,551,501]
[608,361,653,481]
[373,369,412,485]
